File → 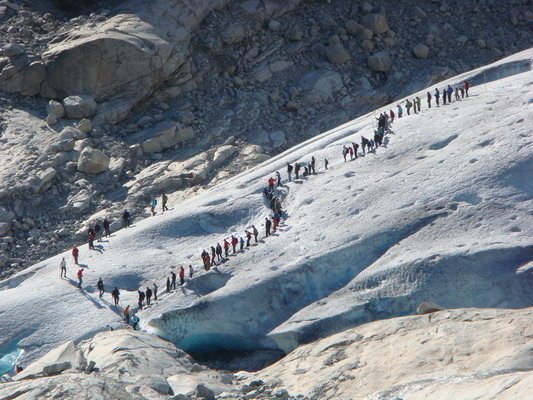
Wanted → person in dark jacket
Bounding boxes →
[442,87,447,105]
[294,162,300,179]
[287,163,293,181]
[324,159,329,170]
[427,91,432,108]
[161,193,169,212]
[434,88,440,106]
[112,287,120,306]
[447,85,453,103]
[252,225,258,243]
[103,218,111,237]
[216,243,223,261]
[138,290,145,310]
[189,265,194,278]
[311,156,316,174]
[88,231,95,250]
[352,142,359,158]
[123,210,131,228]
[246,230,252,247]
[464,81,470,97]
[94,222,102,242]
[97,278,104,298]
[146,286,152,305]
[240,237,245,252]
[265,217,272,237]
[171,271,177,290]
[153,283,158,301]
[223,239,230,257]
[231,236,238,254]
[166,277,171,293]
[211,246,217,266]
[276,171,282,187]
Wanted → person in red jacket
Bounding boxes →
[179,266,185,285]
[88,231,95,250]
[464,81,470,97]
[268,177,275,190]
[72,246,79,264]
[223,239,230,257]
[77,268,83,288]
[231,235,238,254]
[246,230,252,247]
[389,109,395,123]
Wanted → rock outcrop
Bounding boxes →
[77,147,110,174]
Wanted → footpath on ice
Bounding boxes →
[0,49,531,375]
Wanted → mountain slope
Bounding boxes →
[0,49,531,373]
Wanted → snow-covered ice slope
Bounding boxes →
[0,49,532,368]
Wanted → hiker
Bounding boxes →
[342,146,348,162]
[397,104,403,118]
[77,268,83,288]
[374,131,381,147]
[276,171,282,187]
[153,283,158,301]
[112,287,120,306]
[352,142,359,158]
[361,137,369,154]
[311,156,316,174]
[442,87,447,105]
[405,99,412,115]
[240,236,245,252]
[204,253,211,270]
[447,84,453,103]
[201,250,209,270]
[138,289,145,310]
[435,88,440,106]
[166,277,171,293]
[348,146,354,160]
[265,217,272,237]
[131,314,139,330]
[146,286,152,305]
[123,305,130,324]
[189,265,194,278]
[60,257,67,278]
[94,222,102,242]
[287,163,293,181]
[150,198,157,216]
[324,159,329,170]
[460,87,465,98]
[171,271,177,290]
[294,162,300,179]
[162,193,168,212]
[268,177,275,190]
[246,230,252,247]
[123,210,131,227]
[427,91,432,108]
[464,81,469,97]
[455,87,460,100]
[103,217,111,237]
[223,239,230,257]
[179,266,185,285]
[210,246,216,264]
[231,235,238,254]
[216,243,223,261]
[252,225,258,243]
[389,109,395,123]
[303,165,309,177]
[416,96,422,113]
[413,98,418,114]
[88,230,95,250]
[97,278,104,298]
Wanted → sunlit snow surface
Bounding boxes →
[0,49,531,369]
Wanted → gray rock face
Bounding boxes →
[130,120,194,154]
[413,43,430,59]
[416,302,444,314]
[196,384,215,400]
[77,147,110,174]
[63,95,97,119]
[367,51,392,72]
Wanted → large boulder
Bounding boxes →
[412,43,430,59]
[325,35,351,64]
[416,302,444,314]
[361,14,389,35]
[92,100,133,126]
[300,70,344,104]
[46,100,65,119]
[77,147,110,174]
[367,51,392,72]
[63,95,97,119]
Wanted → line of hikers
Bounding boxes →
[64,79,474,330]
[396,81,470,118]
